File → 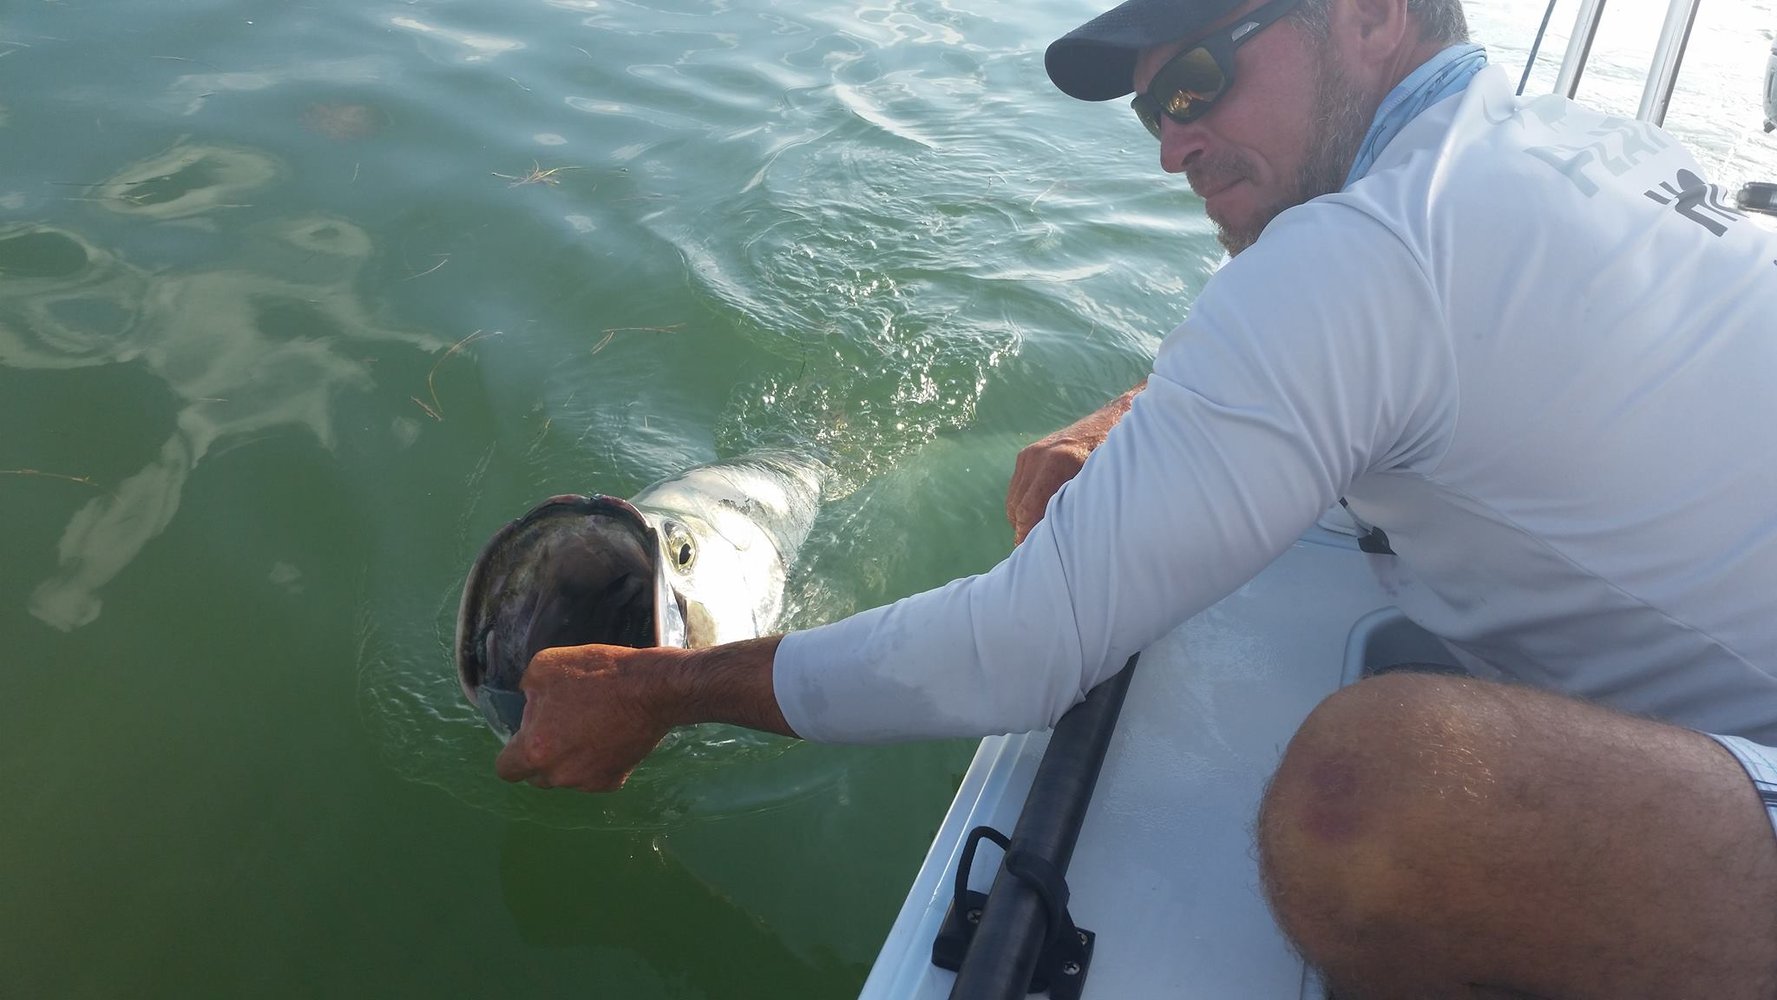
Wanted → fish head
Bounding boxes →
[455,494,687,742]
[645,505,791,647]
[630,457,822,648]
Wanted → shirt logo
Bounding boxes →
[1643,169,1745,237]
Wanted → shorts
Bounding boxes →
[1708,733,1777,838]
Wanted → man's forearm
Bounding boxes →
[1053,377,1148,451]
[661,635,798,738]
[1102,377,1147,424]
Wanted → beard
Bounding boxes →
[1210,51,1374,255]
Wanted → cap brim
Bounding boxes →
[1045,0,1242,101]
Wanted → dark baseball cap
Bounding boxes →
[1046,0,1245,102]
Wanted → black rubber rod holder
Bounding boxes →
[946,653,1140,1000]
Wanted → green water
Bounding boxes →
[2,0,1772,996]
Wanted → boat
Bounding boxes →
[859,0,1768,996]
[862,514,1414,999]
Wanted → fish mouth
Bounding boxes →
[454,494,688,741]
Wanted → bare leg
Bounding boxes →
[1258,672,1777,999]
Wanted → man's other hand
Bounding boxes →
[1006,380,1145,544]
[494,644,680,793]
[1007,427,1095,545]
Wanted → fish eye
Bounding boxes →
[663,523,695,569]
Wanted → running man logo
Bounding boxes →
[1643,169,1745,237]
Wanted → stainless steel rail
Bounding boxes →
[1551,0,1708,127]
[1553,0,1611,98]
[1637,0,1704,125]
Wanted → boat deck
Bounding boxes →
[864,524,1459,998]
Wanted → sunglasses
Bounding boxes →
[1130,0,1304,138]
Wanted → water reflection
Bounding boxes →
[387,14,524,64]
[95,143,279,220]
[656,149,1020,496]
[162,57,386,116]
[0,146,438,631]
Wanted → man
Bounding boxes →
[499,0,1777,993]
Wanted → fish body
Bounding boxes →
[455,452,824,740]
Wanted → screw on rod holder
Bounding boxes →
[930,826,1097,1000]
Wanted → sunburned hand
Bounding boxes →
[494,644,682,793]
[1006,380,1145,545]
[1006,428,1094,545]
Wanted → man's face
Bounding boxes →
[1132,0,1374,254]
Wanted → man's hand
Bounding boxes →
[494,644,681,792]
[1006,380,1146,544]
[493,635,793,793]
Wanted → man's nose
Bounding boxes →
[1159,118,1211,174]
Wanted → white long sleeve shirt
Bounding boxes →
[774,65,1777,745]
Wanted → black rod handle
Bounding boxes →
[947,653,1140,1000]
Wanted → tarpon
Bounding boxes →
[455,452,825,741]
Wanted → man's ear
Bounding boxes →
[1330,0,1411,59]
[1326,0,1422,104]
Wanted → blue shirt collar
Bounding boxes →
[1343,43,1488,188]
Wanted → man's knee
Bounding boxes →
[1255,671,1777,995]
[1255,672,1511,951]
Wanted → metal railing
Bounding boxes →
[1546,0,1707,126]
[1552,0,1610,99]
[1637,0,1704,125]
